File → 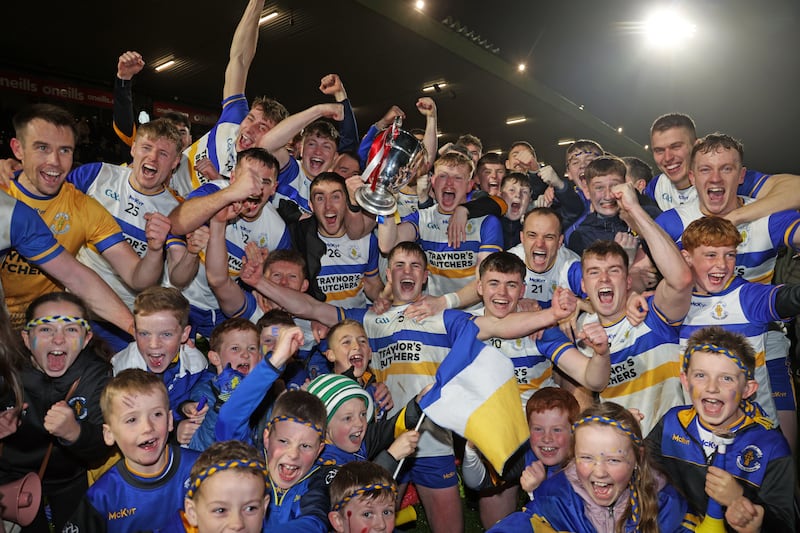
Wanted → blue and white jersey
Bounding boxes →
[171,94,249,197]
[317,232,379,308]
[340,306,479,457]
[181,179,291,311]
[474,308,572,411]
[680,277,781,421]
[272,157,312,214]
[656,197,800,283]
[508,244,582,306]
[645,169,772,212]
[68,162,185,307]
[578,296,684,436]
[403,205,503,299]
[396,189,420,218]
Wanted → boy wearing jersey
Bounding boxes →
[3,104,163,330]
[655,134,800,442]
[577,182,694,436]
[240,241,578,533]
[378,152,504,318]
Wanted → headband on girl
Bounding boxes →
[186,459,269,499]
[332,483,397,511]
[573,414,642,526]
[268,415,324,439]
[24,315,91,332]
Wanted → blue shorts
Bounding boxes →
[767,357,797,412]
[398,454,458,489]
[188,305,226,340]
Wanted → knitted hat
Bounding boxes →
[307,374,374,422]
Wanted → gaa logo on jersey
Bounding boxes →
[736,444,763,473]
[711,301,728,320]
[68,395,88,420]
[349,246,362,260]
[50,212,71,235]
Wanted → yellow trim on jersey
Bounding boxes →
[427,264,474,279]
[324,283,364,303]
[382,362,440,378]
[602,360,680,398]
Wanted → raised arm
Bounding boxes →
[113,51,144,147]
[475,286,576,340]
[612,182,692,322]
[727,173,800,226]
[319,74,358,153]
[557,321,611,391]
[256,102,344,169]
[165,227,206,289]
[205,213,246,316]
[416,97,438,173]
[222,0,266,98]
[168,176,262,235]
[376,215,417,255]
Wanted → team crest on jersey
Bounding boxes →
[514,338,523,349]
[68,396,88,420]
[738,224,750,246]
[736,444,763,473]
[465,221,476,236]
[348,246,362,260]
[50,212,71,234]
[255,234,270,248]
[711,301,728,320]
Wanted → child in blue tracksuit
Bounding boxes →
[646,326,795,531]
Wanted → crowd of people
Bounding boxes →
[0,1,798,532]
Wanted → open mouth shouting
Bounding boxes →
[47,350,68,373]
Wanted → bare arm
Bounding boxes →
[416,97,438,173]
[165,227,207,289]
[612,183,692,322]
[475,287,576,340]
[102,240,163,291]
[222,0,266,98]
[39,252,134,333]
[557,322,611,392]
[205,215,246,316]
[257,103,344,169]
[363,274,384,303]
[168,177,261,235]
[727,173,800,226]
[376,215,416,255]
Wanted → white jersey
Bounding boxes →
[403,205,503,299]
[647,173,697,212]
[508,244,582,304]
[111,342,207,377]
[578,296,684,436]
[68,162,184,308]
[317,232,379,308]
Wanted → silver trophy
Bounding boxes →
[355,117,427,216]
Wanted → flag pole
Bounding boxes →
[393,412,426,479]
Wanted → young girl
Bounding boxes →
[489,402,695,533]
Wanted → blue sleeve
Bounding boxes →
[65,162,104,192]
[487,509,534,532]
[769,210,800,251]
[358,125,381,167]
[656,484,696,533]
[644,174,660,201]
[536,327,576,366]
[215,357,281,442]
[9,201,64,265]
[478,215,504,253]
[185,182,223,201]
[654,209,684,245]
[400,210,421,239]
[336,98,358,154]
[567,261,584,297]
[342,307,368,324]
[739,169,771,198]
[740,282,782,323]
[365,233,380,276]
[276,226,292,251]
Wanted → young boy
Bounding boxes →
[497,172,532,248]
[186,317,261,451]
[180,440,269,533]
[111,287,208,439]
[306,373,420,473]
[65,369,200,532]
[646,326,794,531]
[328,461,398,533]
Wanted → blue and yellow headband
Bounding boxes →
[186,459,269,499]
[683,343,753,380]
[268,415,324,439]
[332,482,397,512]
[24,315,91,332]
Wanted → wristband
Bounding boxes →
[444,293,461,309]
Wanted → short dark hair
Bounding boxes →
[388,241,428,269]
[250,96,289,125]
[582,240,629,272]
[209,317,259,354]
[478,251,526,281]
[271,390,328,436]
[650,112,697,139]
[522,206,563,235]
[13,103,76,140]
[621,156,654,185]
[583,156,627,185]
[237,147,279,172]
[690,132,743,168]
[262,249,308,278]
[475,152,505,173]
[160,111,191,130]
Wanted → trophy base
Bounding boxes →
[355,185,398,217]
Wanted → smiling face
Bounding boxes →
[682,244,737,294]
[22,300,92,378]
[326,323,372,377]
[574,425,636,508]
[231,157,277,221]
[681,350,756,431]
[134,311,191,373]
[264,419,323,490]
[528,408,572,467]
[566,148,602,192]
[587,173,624,217]
[581,252,630,322]
[310,180,348,237]
[386,249,428,304]
[103,387,173,475]
[11,118,75,197]
[330,493,396,533]
[327,397,369,453]
[432,162,471,213]
[301,133,337,179]
[332,153,361,178]
[477,269,524,319]
[235,108,276,152]
[651,126,694,190]
[184,470,268,533]
[689,147,745,216]
[130,134,180,193]
[209,328,261,376]
[521,212,563,273]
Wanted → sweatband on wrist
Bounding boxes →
[444,293,461,309]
